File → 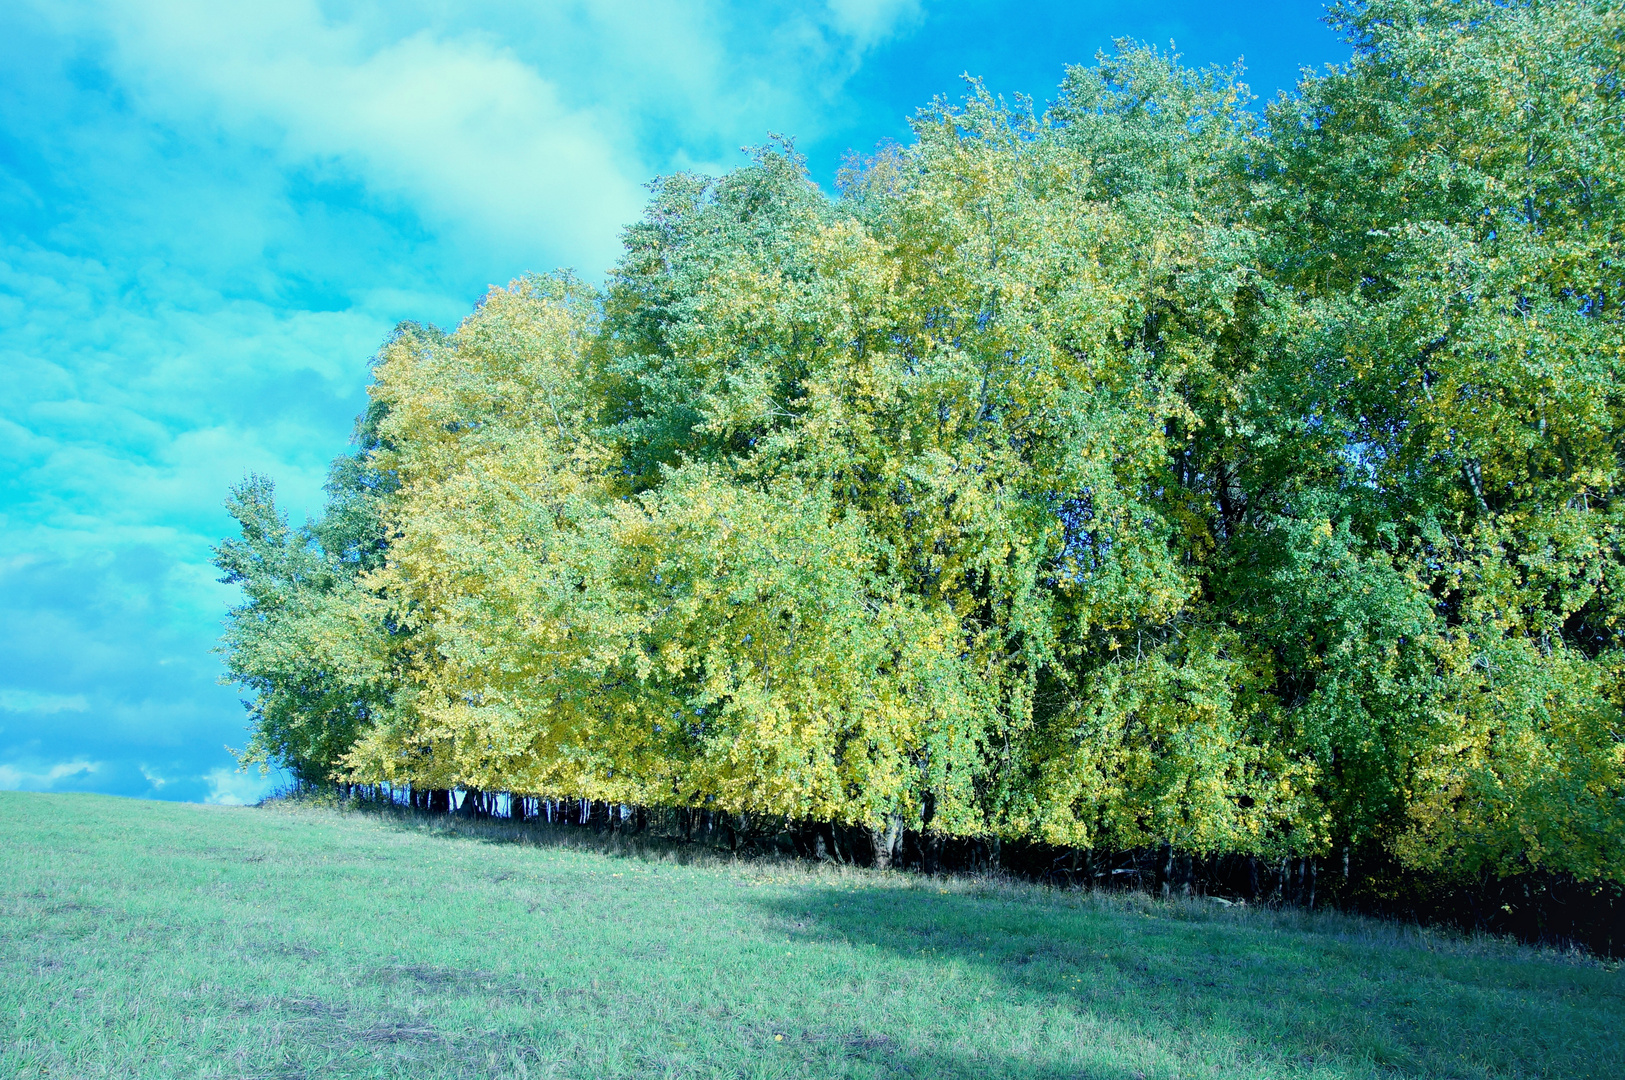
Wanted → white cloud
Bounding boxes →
[0,758,100,789]
[0,689,89,714]
[70,0,648,274]
[203,767,277,806]
[824,0,924,49]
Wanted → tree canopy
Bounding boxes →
[219,0,1625,887]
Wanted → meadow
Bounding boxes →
[1,792,1619,1080]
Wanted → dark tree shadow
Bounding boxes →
[751,884,1624,1080]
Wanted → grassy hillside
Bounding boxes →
[0,793,1619,1079]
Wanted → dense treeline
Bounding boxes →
[220,0,1624,937]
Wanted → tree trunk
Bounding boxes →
[871,814,904,870]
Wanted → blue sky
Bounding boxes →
[0,1,1343,805]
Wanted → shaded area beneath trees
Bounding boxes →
[330,784,1625,957]
[750,882,1624,1080]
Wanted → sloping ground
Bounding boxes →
[0,792,1619,1079]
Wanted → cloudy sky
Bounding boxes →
[0,0,1342,805]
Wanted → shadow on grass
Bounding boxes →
[267,800,1622,1078]
[753,884,1624,1080]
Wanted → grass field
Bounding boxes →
[0,793,1619,1079]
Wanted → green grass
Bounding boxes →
[0,793,1619,1079]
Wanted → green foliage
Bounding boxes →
[217,0,1625,886]
[215,404,399,785]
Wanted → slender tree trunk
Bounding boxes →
[920,791,937,874]
[871,814,903,870]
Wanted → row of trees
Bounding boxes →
[220,1,1623,895]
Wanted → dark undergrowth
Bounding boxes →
[287,785,1625,959]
